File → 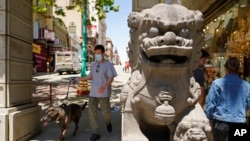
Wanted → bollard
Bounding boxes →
[47,62,50,74]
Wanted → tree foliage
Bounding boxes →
[33,0,119,20]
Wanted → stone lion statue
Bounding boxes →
[121,4,211,141]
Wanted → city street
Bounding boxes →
[2,1,250,141]
[30,65,130,141]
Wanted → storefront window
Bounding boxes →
[203,2,250,82]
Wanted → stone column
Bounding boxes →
[0,0,41,141]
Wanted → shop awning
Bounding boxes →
[32,43,41,54]
[49,46,69,55]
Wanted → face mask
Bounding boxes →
[95,54,102,61]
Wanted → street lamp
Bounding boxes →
[77,0,90,96]
[81,0,87,77]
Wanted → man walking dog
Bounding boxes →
[78,45,117,141]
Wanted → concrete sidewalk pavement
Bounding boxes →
[30,108,121,141]
[30,66,130,141]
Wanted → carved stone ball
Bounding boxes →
[155,102,175,125]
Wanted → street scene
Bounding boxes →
[30,65,129,141]
[1,0,250,141]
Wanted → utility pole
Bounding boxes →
[77,0,90,96]
[81,0,87,77]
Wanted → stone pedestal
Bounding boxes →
[0,103,41,141]
[0,0,41,141]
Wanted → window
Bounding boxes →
[36,0,39,6]
[55,6,63,12]
[69,26,76,33]
[69,0,75,6]
[33,21,40,39]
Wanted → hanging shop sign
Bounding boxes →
[87,25,97,38]
[32,43,41,54]
[40,28,55,42]
[34,53,47,72]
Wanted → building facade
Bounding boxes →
[54,0,82,40]
[68,33,81,53]
[105,37,114,62]
[133,0,250,81]
[97,20,107,45]
[51,17,69,71]
[54,0,83,52]
[33,1,73,72]
[54,0,109,64]
[87,37,97,63]
[182,0,250,81]
[33,0,55,72]
[113,47,121,65]
[87,0,108,62]
[88,0,107,45]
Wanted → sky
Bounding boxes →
[105,0,132,63]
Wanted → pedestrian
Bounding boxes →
[205,57,250,141]
[77,45,117,141]
[193,49,210,107]
[125,61,130,73]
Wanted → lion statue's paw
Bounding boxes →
[174,104,211,141]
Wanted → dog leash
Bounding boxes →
[65,78,78,99]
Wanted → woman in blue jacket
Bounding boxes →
[205,57,250,141]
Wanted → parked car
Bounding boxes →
[54,51,81,75]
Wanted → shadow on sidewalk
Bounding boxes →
[30,108,121,141]
[30,67,127,140]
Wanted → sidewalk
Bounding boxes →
[30,109,122,141]
[30,66,130,141]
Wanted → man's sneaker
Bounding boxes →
[107,123,112,133]
[88,133,100,141]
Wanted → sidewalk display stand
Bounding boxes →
[76,80,90,96]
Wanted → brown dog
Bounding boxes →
[41,102,87,141]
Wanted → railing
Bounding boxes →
[32,80,83,106]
